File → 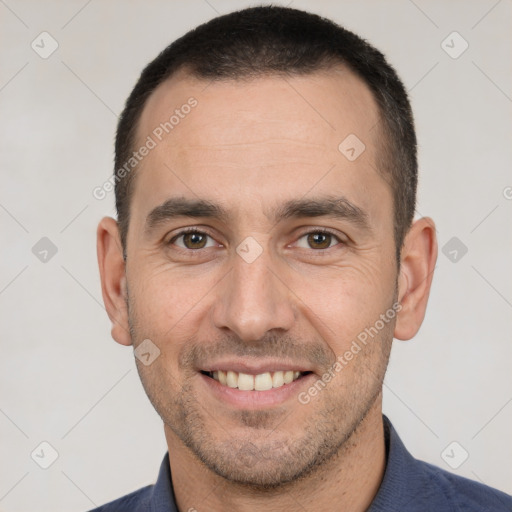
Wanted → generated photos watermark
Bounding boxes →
[298,301,402,405]
[93,97,198,200]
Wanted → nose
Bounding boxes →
[212,249,296,342]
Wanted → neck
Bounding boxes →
[166,398,386,512]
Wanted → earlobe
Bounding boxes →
[97,217,132,346]
[394,217,438,341]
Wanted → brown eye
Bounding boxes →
[306,232,333,249]
[172,231,215,250]
[183,232,207,249]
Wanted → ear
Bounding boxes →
[97,217,132,346]
[394,217,437,340]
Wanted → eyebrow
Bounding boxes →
[145,198,229,233]
[270,196,371,231]
[144,195,372,234]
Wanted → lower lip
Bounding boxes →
[199,372,316,408]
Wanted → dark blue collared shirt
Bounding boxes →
[90,416,512,511]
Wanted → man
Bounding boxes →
[94,6,512,511]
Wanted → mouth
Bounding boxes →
[200,369,312,391]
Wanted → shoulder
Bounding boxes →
[86,453,175,512]
[418,459,512,511]
[372,417,512,512]
[88,484,153,512]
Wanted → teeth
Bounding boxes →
[209,370,304,390]
[238,372,254,391]
[218,370,227,386]
[226,370,238,388]
[283,370,294,384]
[272,371,284,388]
[254,372,273,391]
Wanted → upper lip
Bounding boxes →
[199,359,314,375]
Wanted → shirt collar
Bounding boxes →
[367,414,411,510]
[148,452,177,512]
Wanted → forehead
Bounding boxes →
[138,66,380,151]
[131,67,390,233]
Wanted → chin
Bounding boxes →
[207,459,308,489]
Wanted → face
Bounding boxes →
[122,68,399,487]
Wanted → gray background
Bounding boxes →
[1,0,511,510]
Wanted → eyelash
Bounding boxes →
[167,227,345,252]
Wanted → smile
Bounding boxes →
[202,370,310,391]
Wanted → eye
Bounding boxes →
[295,230,343,250]
[170,230,217,250]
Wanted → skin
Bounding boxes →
[97,67,437,511]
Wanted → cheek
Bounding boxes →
[286,257,395,352]
[128,264,215,347]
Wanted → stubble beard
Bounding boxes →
[127,291,395,490]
